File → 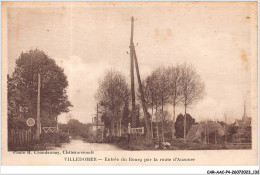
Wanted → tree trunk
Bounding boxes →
[224,125,226,144]
[207,133,209,144]
[111,112,115,137]
[112,121,115,137]
[116,119,118,137]
[172,104,176,140]
[215,131,217,144]
[117,119,119,137]
[156,104,159,139]
[184,105,187,142]
[204,122,207,144]
[162,121,164,142]
[151,102,153,138]
[161,98,164,142]
[119,118,122,137]
[117,109,120,137]
[55,116,59,146]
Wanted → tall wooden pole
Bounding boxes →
[133,49,151,139]
[36,74,41,140]
[184,107,187,142]
[151,107,153,138]
[243,100,246,119]
[96,104,98,141]
[130,16,136,127]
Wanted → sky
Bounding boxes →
[7,2,257,124]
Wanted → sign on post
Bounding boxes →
[26,118,35,132]
[26,118,35,127]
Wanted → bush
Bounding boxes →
[59,131,69,143]
[40,132,56,143]
[8,117,28,130]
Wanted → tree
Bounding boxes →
[59,119,93,139]
[141,67,170,140]
[121,100,131,131]
[156,109,171,141]
[179,64,205,141]
[96,70,129,137]
[139,73,160,138]
[142,68,170,139]
[175,113,195,139]
[153,67,170,141]
[8,49,72,129]
[167,65,182,139]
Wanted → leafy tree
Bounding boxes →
[155,109,171,141]
[167,65,182,139]
[141,64,204,141]
[179,64,204,141]
[8,49,72,129]
[146,67,170,139]
[122,101,131,124]
[140,73,160,138]
[96,70,129,136]
[101,111,111,132]
[152,67,170,113]
[140,68,167,139]
[141,74,160,113]
[175,113,195,139]
[59,119,93,139]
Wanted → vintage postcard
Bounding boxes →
[1,1,258,166]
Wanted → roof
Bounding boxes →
[187,121,225,142]
[234,117,251,127]
[186,124,201,141]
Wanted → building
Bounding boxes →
[91,117,105,134]
[91,117,105,142]
[91,117,105,132]
[232,102,251,143]
[187,121,225,144]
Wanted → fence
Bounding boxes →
[8,129,36,150]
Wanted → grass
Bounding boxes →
[8,140,66,151]
[170,139,252,150]
[113,136,155,150]
[9,143,47,151]
[113,137,252,150]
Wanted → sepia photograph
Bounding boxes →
[1,1,258,166]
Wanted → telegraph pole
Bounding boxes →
[96,104,98,141]
[133,49,151,139]
[36,74,41,140]
[130,16,136,128]
[128,16,152,139]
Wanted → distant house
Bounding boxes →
[91,117,105,133]
[187,121,225,144]
[91,117,105,142]
[232,102,251,143]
